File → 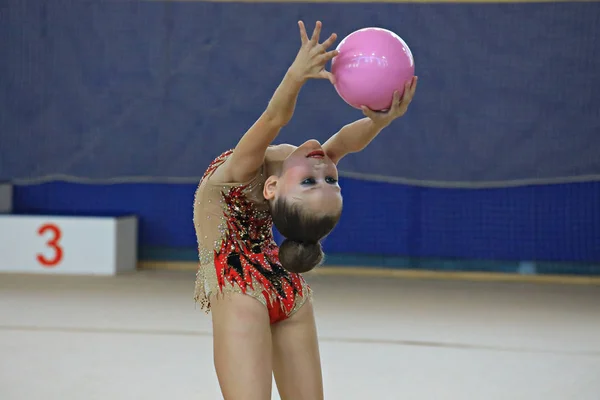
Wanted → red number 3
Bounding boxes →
[37,224,64,267]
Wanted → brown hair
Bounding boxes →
[270,198,341,273]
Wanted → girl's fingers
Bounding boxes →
[298,21,309,45]
[320,49,339,63]
[320,33,338,52]
[310,21,322,44]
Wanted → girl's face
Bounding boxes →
[264,140,343,215]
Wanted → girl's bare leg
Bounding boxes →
[210,293,273,400]
[271,300,324,400]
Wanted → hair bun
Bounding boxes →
[278,239,324,273]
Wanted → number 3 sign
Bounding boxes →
[0,214,137,275]
[37,223,64,267]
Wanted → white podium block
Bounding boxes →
[0,214,138,275]
[0,183,12,213]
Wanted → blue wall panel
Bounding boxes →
[13,180,600,265]
[4,0,600,275]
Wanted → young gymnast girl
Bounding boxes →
[193,20,417,400]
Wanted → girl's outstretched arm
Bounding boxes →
[324,76,418,165]
[222,21,339,183]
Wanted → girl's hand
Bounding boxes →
[361,76,418,127]
[288,21,339,85]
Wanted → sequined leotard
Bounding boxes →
[193,150,311,324]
